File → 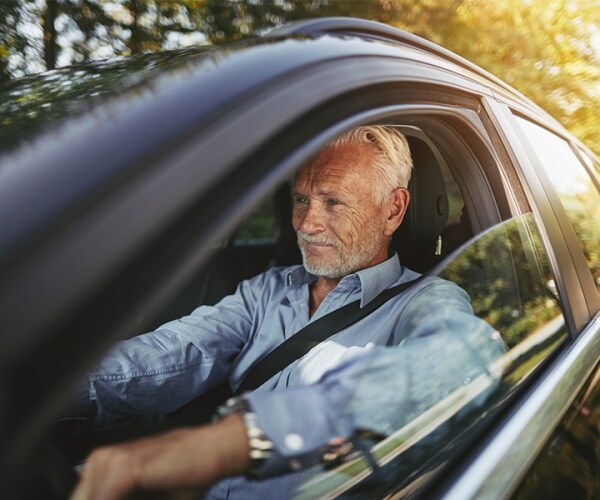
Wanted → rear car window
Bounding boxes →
[513,116,600,294]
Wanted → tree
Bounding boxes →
[42,0,58,70]
[0,0,598,154]
[0,0,30,83]
[412,0,600,157]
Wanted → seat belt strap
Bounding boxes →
[235,274,424,394]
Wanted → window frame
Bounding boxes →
[482,98,599,335]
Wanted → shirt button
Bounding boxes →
[284,433,304,451]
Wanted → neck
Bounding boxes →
[309,276,340,318]
[307,253,391,317]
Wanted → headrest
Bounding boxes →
[392,137,449,269]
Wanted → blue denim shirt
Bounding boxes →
[76,254,504,498]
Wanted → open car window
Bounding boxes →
[294,213,566,498]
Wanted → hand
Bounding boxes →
[71,414,249,500]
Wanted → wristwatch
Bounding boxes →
[216,396,275,478]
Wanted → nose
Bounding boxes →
[295,203,325,234]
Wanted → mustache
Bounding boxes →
[297,232,339,248]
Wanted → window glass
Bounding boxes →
[232,196,280,245]
[514,116,600,292]
[577,146,600,185]
[440,216,564,352]
[295,214,566,497]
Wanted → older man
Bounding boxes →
[71,126,503,499]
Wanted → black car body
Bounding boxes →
[0,18,598,499]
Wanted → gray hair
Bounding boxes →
[328,125,413,205]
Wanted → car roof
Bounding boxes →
[273,18,558,120]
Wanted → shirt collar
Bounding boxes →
[285,253,403,307]
[355,253,403,307]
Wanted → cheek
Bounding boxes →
[291,205,308,231]
[334,210,371,245]
[344,207,388,244]
[291,212,300,231]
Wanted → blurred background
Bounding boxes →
[1,0,598,155]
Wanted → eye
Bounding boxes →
[327,198,340,206]
[294,195,308,205]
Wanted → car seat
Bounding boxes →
[391,136,450,272]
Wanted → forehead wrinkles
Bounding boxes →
[296,142,379,193]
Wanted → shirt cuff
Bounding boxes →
[242,357,379,473]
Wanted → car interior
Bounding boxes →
[19,117,577,498]
[137,129,471,333]
[41,126,473,465]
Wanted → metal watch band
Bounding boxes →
[216,396,275,478]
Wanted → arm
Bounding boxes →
[72,273,266,427]
[71,414,249,500]
[247,278,505,456]
[71,279,505,498]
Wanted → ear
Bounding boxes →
[383,188,410,237]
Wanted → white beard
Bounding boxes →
[297,218,386,278]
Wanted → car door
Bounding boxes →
[0,37,507,492]
[2,35,598,500]
[284,95,600,498]
[1,39,515,479]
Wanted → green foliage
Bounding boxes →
[439,216,563,348]
[0,45,216,154]
[233,196,279,244]
[0,1,598,154]
[561,189,600,283]
[0,0,28,83]
[415,0,600,157]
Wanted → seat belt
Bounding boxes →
[235,274,425,394]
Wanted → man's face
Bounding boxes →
[292,141,400,279]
